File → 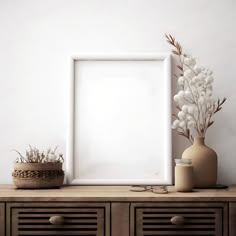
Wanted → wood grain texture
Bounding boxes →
[229,202,236,236]
[131,202,228,236]
[7,202,110,236]
[0,203,5,236]
[0,185,233,235]
[223,201,229,236]
[111,203,129,236]
[0,184,236,202]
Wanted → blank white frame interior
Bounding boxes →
[67,53,172,185]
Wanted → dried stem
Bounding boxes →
[166,33,226,142]
[12,146,64,163]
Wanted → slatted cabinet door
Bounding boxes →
[7,202,110,236]
[0,203,5,236]
[130,203,228,236]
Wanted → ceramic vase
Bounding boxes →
[182,136,217,188]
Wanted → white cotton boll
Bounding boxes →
[198,97,205,104]
[207,85,213,91]
[204,76,210,84]
[173,120,180,126]
[201,68,207,74]
[191,59,196,66]
[173,120,180,127]
[206,90,212,96]
[178,111,186,120]
[184,57,193,66]
[178,90,185,97]
[184,57,196,67]
[174,94,179,102]
[184,90,191,98]
[206,76,214,84]
[200,67,207,73]
[184,69,195,79]
[197,73,204,81]
[188,120,195,128]
[207,70,213,75]
[188,105,196,114]
[194,65,201,74]
[182,105,189,113]
[197,81,204,87]
[171,124,176,129]
[172,120,180,129]
[179,120,186,128]
[178,76,185,85]
[177,91,185,104]
[186,115,193,121]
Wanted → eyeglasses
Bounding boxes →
[130,185,168,194]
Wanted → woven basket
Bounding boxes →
[12,163,64,189]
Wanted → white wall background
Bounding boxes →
[0,0,235,185]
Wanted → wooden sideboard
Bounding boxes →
[1,185,236,236]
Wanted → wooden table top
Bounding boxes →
[0,184,236,202]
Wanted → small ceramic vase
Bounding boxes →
[182,136,217,188]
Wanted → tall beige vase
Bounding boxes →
[182,136,217,188]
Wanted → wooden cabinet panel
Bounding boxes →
[111,203,130,236]
[0,203,5,236]
[130,202,228,236]
[229,202,236,236]
[7,202,110,236]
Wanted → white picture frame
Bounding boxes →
[66,53,172,185]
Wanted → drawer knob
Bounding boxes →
[170,215,185,225]
[49,215,65,225]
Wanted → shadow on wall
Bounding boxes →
[171,59,190,182]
